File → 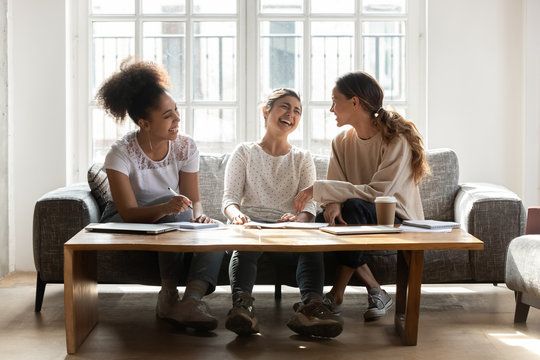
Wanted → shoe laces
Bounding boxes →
[232,294,255,314]
[367,289,386,309]
[299,301,332,319]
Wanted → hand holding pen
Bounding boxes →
[167,187,193,210]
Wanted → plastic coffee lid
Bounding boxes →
[375,196,397,203]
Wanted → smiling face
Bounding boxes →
[263,95,302,136]
[139,92,180,142]
[329,86,357,127]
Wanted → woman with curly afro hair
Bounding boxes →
[96,58,223,331]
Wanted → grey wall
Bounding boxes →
[0,0,9,278]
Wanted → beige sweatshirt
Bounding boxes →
[313,127,424,220]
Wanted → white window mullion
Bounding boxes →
[246,0,259,141]
[303,0,311,149]
[236,0,248,142]
[135,0,142,61]
[356,0,363,71]
[185,0,194,135]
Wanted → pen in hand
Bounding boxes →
[167,187,193,209]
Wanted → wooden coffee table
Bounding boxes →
[63,226,483,353]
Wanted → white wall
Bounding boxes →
[427,0,526,194]
[0,0,9,278]
[12,0,66,271]
[9,0,538,271]
[523,0,540,209]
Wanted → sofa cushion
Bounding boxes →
[312,154,330,180]
[87,163,112,213]
[419,149,460,221]
[199,153,230,222]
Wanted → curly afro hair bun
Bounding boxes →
[96,58,172,125]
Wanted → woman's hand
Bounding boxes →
[294,185,314,213]
[231,213,250,225]
[323,203,347,226]
[164,195,192,215]
[192,214,214,223]
[278,213,298,222]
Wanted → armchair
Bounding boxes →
[505,207,540,322]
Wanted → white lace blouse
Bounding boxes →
[104,130,199,206]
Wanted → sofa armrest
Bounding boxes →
[33,183,101,281]
[454,182,526,282]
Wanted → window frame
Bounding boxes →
[68,0,425,183]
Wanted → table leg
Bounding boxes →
[394,250,424,345]
[64,248,98,354]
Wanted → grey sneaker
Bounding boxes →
[287,300,344,338]
[156,290,218,331]
[363,288,393,321]
[322,293,342,315]
[225,292,259,336]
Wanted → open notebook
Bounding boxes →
[320,225,402,235]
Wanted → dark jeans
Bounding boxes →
[229,250,324,303]
[101,196,224,295]
[316,198,402,269]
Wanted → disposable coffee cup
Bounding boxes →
[375,196,397,226]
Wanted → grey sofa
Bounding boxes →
[33,148,526,311]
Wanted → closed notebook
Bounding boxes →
[401,220,460,229]
[320,225,402,235]
[85,222,177,234]
[244,221,329,229]
[162,221,219,230]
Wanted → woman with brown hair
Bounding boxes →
[295,71,429,321]
[222,88,343,338]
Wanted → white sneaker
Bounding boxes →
[363,288,393,321]
[156,290,218,331]
[322,293,342,315]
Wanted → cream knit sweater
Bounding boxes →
[313,127,424,220]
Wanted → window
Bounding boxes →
[76,0,421,179]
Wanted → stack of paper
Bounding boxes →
[401,220,460,229]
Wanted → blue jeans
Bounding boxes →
[229,250,324,303]
[101,196,224,295]
[316,198,402,269]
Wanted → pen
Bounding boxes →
[167,187,193,209]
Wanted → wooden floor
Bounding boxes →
[1,272,540,360]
